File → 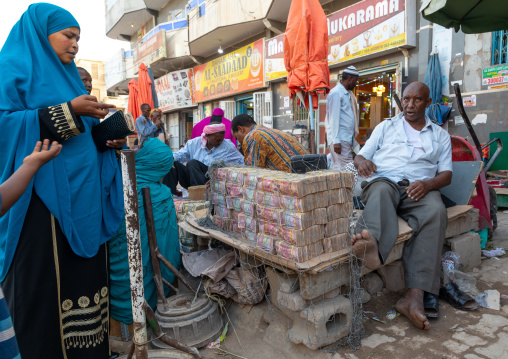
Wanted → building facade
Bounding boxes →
[104,0,508,155]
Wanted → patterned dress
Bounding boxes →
[242,125,309,172]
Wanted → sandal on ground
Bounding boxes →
[439,282,480,311]
[423,292,440,318]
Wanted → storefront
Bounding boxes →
[193,39,268,124]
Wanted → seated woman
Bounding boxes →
[108,138,181,325]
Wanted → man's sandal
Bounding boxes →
[423,292,440,318]
[439,282,480,311]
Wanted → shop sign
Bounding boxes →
[193,39,264,102]
[133,29,166,74]
[154,68,195,112]
[263,0,410,81]
[482,65,508,86]
[328,0,407,65]
[265,34,287,81]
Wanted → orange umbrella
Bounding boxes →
[128,78,141,120]
[138,63,154,109]
[284,0,330,109]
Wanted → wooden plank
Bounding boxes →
[494,188,508,195]
[178,221,211,238]
[488,170,508,179]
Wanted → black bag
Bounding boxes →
[290,154,328,174]
[92,111,134,152]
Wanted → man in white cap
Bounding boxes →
[326,65,360,170]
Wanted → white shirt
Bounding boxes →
[358,113,453,184]
[325,83,356,146]
[172,137,244,166]
[403,119,426,158]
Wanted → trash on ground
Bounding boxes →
[386,309,399,321]
[371,317,387,324]
[481,248,506,257]
[206,322,229,349]
[476,289,501,310]
[442,251,459,284]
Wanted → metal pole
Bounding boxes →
[121,150,148,359]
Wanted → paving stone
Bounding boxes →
[362,272,384,295]
[377,260,405,292]
[446,232,481,272]
[288,295,352,350]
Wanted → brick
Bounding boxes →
[376,260,405,292]
[445,209,479,238]
[299,265,349,300]
[288,296,353,350]
[446,232,481,272]
[277,291,309,312]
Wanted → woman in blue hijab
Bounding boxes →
[109,138,181,325]
[0,4,125,358]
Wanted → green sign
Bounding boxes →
[482,65,508,86]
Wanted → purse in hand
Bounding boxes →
[92,111,134,152]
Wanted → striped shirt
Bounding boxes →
[0,286,20,359]
[243,125,309,172]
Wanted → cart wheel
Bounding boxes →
[489,186,498,237]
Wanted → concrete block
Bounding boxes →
[359,289,371,304]
[377,260,406,292]
[299,264,350,300]
[446,232,481,272]
[445,209,479,238]
[278,291,309,312]
[288,296,353,350]
[362,272,384,295]
[266,267,299,320]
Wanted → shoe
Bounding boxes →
[423,292,439,318]
[439,282,480,311]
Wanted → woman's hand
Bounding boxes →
[23,139,62,169]
[106,138,127,149]
[70,95,115,119]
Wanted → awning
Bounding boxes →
[421,0,508,33]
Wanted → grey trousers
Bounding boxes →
[355,177,447,294]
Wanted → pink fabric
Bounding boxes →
[191,116,237,145]
[201,124,226,147]
[213,108,224,116]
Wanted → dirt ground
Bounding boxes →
[113,211,508,359]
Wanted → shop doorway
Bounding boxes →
[235,95,254,116]
[353,67,399,135]
[180,110,194,146]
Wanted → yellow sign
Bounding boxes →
[194,40,264,102]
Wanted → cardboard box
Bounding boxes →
[188,185,206,200]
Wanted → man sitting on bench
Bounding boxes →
[352,82,453,330]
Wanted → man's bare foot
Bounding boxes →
[351,229,381,270]
[395,288,430,330]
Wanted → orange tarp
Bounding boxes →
[138,63,154,109]
[284,0,330,109]
[128,78,141,120]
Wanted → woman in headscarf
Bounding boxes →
[108,138,181,326]
[0,4,125,358]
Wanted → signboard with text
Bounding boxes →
[133,29,166,74]
[193,39,264,102]
[155,68,195,112]
[482,65,508,87]
[263,0,411,81]
[265,34,287,81]
[327,0,407,65]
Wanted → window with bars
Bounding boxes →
[492,31,508,65]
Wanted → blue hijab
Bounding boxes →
[0,3,124,280]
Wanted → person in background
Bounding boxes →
[135,103,161,144]
[352,82,452,331]
[77,66,92,95]
[109,138,180,327]
[164,118,243,194]
[326,65,360,170]
[0,139,62,359]
[191,108,237,145]
[151,108,169,145]
[231,114,308,173]
[0,4,125,358]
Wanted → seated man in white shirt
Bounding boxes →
[352,82,453,331]
[164,121,244,194]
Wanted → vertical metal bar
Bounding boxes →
[142,187,168,309]
[121,150,148,359]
